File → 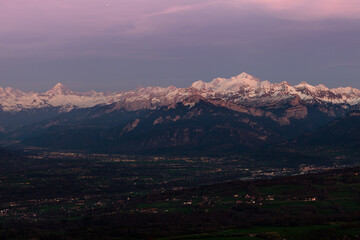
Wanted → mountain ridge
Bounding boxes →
[1,72,359,113]
[1,72,359,151]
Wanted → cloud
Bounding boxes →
[1,0,360,60]
[233,0,360,21]
[125,0,360,36]
[124,1,222,35]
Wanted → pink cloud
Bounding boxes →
[241,0,360,21]
[1,0,360,59]
[126,2,220,35]
[2,0,359,38]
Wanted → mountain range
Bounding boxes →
[1,72,360,113]
[1,72,359,155]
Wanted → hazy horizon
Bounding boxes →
[1,0,360,92]
[1,71,360,93]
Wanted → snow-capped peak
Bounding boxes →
[316,84,329,91]
[293,82,329,92]
[294,81,321,93]
[46,83,72,96]
[0,87,25,97]
[191,73,360,106]
[192,72,260,92]
[234,72,259,82]
[229,72,260,87]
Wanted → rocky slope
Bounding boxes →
[9,99,342,154]
[292,111,360,149]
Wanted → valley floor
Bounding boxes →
[0,152,360,239]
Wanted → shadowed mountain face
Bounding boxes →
[5,99,350,155]
[0,108,61,133]
[102,101,277,154]
[18,101,276,153]
[292,111,360,149]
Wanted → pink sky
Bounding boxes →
[2,0,360,37]
[1,0,360,91]
[1,0,359,58]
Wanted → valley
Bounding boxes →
[0,151,359,239]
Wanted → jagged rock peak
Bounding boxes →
[51,83,67,90]
[46,83,72,95]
